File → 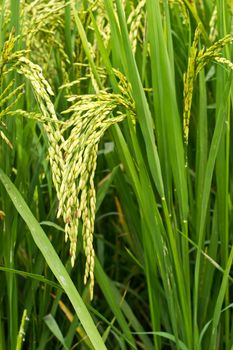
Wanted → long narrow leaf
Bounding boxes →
[0,168,107,350]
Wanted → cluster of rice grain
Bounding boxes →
[209,5,218,42]
[58,91,134,298]
[0,33,29,147]
[165,0,189,24]
[55,72,135,298]
[0,30,136,298]
[127,0,146,54]
[183,27,233,144]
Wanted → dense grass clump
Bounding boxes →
[0,1,233,349]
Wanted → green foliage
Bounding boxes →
[0,0,233,349]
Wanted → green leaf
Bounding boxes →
[43,314,69,350]
[0,265,62,289]
[0,168,107,350]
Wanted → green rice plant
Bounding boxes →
[85,1,233,348]
[0,0,233,349]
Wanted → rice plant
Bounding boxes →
[0,1,232,349]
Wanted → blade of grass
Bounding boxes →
[146,1,191,346]
[43,314,69,350]
[104,0,165,198]
[193,75,232,347]
[0,265,62,290]
[134,331,189,350]
[94,257,137,349]
[215,3,231,347]
[71,3,102,89]
[209,245,233,348]
[16,309,27,350]
[146,0,188,219]
[0,168,107,350]
[10,0,20,35]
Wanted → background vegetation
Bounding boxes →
[0,0,233,349]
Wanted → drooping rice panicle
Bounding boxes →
[58,82,135,298]
[2,32,135,298]
[209,5,218,42]
[183,28,233,144]
[183,26,200,144]
[127,0,146,54]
